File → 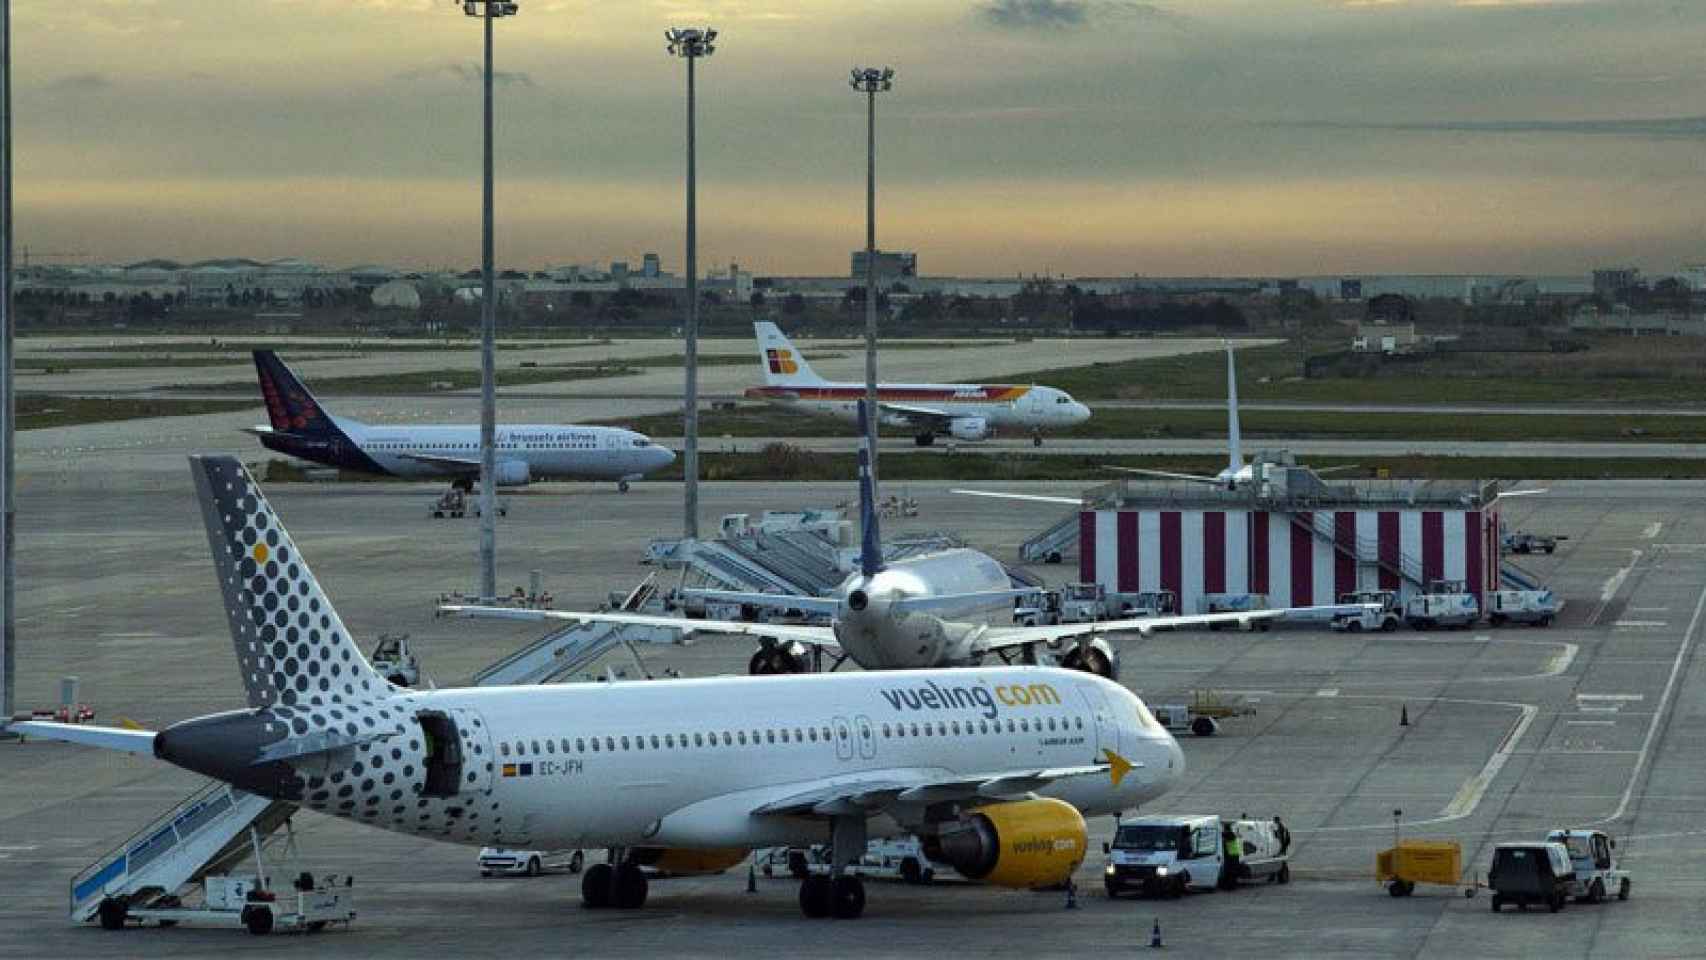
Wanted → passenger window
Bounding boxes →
[951,721,961,735]
[591,739,601,752]
[546,740,555,754]
[634,736,644,751]
[781,729,790,743]
[881,723,891,737]
[694,733,704,747]
[910,723,920,737]
[723,732,733,746]
[924,724,933,737]
[560,739,570,752]
[1007,719,1016,733]
[738,732,748,745]
[575,738,585,752]
[604,737,614,751]
[766,730,775,744]
[651,736,661,749]
[809,728,818,742]
[620,737,630,750]
[500,742,510,756]
[665,734,675,748]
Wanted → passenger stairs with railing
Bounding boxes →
[68,779,295,923]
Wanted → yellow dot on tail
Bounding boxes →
[253,543,269,563]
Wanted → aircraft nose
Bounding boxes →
[1072,402,1091,424]
[654,447,678,470]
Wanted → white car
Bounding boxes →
[478,848,584,878]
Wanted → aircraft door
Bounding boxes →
[832,716,854,761]
[454,707,494,794]
[854,715,876,760]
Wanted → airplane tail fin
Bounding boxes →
[190,455,392,709]
[754,321,826,386]
[1224,342,1242,477]
[253,350,359,441]
[856,400,884,577]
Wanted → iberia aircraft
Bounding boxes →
[742,321,1091,446]
[14,456,1183,920]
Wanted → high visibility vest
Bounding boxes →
[1225,837,1243,858]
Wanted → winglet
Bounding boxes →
[857,400,884,577]
[1103,748,1134,787]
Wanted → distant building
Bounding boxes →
[1339,279,1363,300]
[849,249,917,285]
[370,280,421,310]
[1593,267,1640,302]
[610,261,630,282]
[642,253,661,278]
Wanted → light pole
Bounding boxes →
[850,66,892,503]
[461,0,517,602]
[667,27,714,540]
[0,0,13,734]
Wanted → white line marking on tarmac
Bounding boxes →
[1587,573,1706,828]
[1577,694,1644,701]
[1439,702,1539,820]
[1577,706,1621,713]
[1566,720,1617,726]
[1601,550,1641,604]
[1643,522,1663,539]
[1543,643,1578,677]
[1615,620,1667,628]
[1315,688,1339,698]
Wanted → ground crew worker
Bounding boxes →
[1274,815,1292,855]
[1221,823,1243,890]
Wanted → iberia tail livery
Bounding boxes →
[744,321,1090,446]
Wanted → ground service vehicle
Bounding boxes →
[1103,815,1288,897]
[1503,532,1559,555]
[1488,843,1574,913]
[1200,594,1272,631]
[1406,581,1480,629]
[97,873,356,936]
[1487,590,1562,627]
[1545,830,1629,904]
[1331,591,1402,633]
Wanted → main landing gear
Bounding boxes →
[799,814,867,919]
[913,432,935,447]
[581,849,648,910]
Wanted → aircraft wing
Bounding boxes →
[396,453,482,473]
[439,605,839,651]
[983,604,1385,649]
[749,754,1137,817]
[1103,465,1221,485]
[949,488,1083,506]
[877,401,954,428]
[683,589,841,617]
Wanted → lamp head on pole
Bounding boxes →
[666,27,717,58]
[849,66,895,93]
[460,0,519,16]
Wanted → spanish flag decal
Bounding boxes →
[502,763,518,778]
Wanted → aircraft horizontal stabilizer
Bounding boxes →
[11,721,158,755]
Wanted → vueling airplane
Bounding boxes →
[15,456,1182,920]
[447,403,1294,680]
[245,351,675,493]
[742,321,1091,446]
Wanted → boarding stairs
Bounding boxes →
[1020,509,1081,563]
[68,779,295,923]
[1287,511,1428,591]
[1500,561,1541,591]
[474,575,676,686]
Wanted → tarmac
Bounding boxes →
[3,455,1705,957]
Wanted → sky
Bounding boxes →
[14,0,1706,276]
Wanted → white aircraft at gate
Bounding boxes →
[15,456,1183,920]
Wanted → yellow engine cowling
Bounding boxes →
[931,798,1087,889]
[630,847,748,877]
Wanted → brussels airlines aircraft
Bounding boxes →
[15,457,1183,920]
[742,321,1091,446]
[245,351,675,492]
[447,403,1300,680]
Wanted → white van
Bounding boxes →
[1103,815,1289,897]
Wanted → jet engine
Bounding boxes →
[947,417,990,441]
[1057,638,1119,680]
[923,798,1087,889]
[494,460,532,486]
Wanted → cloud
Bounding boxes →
[394,62,535,88]
[976,0,1175,30]
[47,73,113,93]
[1279,115,1706,139]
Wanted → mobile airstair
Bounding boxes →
[68,780,295,923]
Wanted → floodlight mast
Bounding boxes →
[459,0,518,601]
[0,0,14,735]
[849,66,893,506]
[666,27,715,540]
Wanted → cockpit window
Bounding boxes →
[632,438,650,447]
[1056,396,1071,404]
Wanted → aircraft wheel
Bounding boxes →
[618,481,630,493]
[614,864,648,909]
[581,863,613,908]
[242,905,274,936]
[831,876,866,919]
[526,857,542,878]
[1589,880,1605,904]
[914,434,934,447]
[799,876,831,918]
[1032,435,1043,447]
[569,850,584,874]
[97,898,128,931]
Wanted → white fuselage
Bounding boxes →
[343,418,675,482]
[308,668,1181,852]
[834,548,1019,668]
[747,384,1090,434]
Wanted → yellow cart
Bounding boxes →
[1377,840,1463,897]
